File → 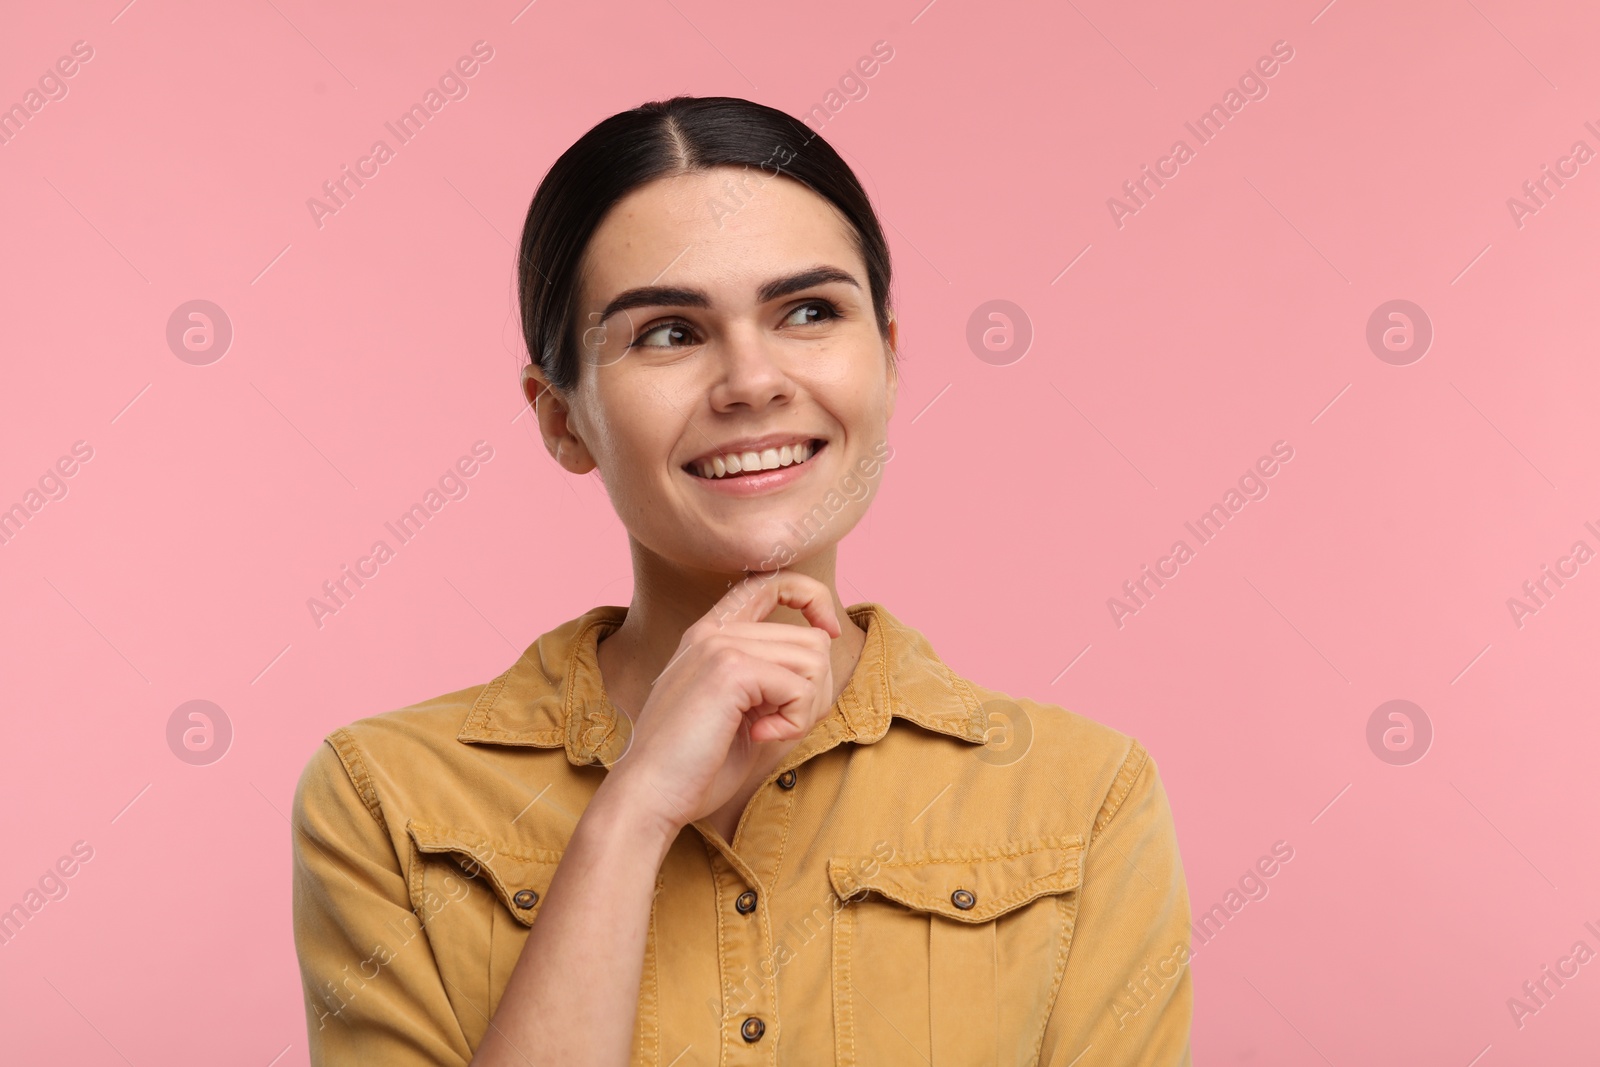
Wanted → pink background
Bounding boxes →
[3,0,1598,1062]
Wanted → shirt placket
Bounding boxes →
[697,767,800,1065]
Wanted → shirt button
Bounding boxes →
[951,888,976,910]
[513,889,540,909]
[776,769,797,789]
[735,890,758,914]
[740,1016,766,1042]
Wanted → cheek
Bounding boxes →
[805,335,890,405]
[832,362,893,428]
[588,382,685,486]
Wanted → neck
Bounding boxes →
[595,537,867,717]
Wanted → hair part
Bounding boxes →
[516,95,895,394]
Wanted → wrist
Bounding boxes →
[589,768,685,857]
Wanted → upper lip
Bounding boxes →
[683,434,825,468]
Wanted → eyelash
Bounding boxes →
[627,299,841,349]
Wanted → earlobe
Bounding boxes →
[522,362,595,474]
[558,438,599,476]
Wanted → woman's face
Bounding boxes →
[535,165,898,575]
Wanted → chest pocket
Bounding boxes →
[827,835,1084,1066]
[404,821,564,1044]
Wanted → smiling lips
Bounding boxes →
[687,439,822,480]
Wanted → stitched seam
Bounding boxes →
[486,902,497,1018]
[401,831,473,1034]
[829,838,1085,922]
[565,615,623,761]
[827,840,1082,892]
[406,822,564,865]
[763,900,779,1067]
[405,830,427,917]
[839,603,884,742]
[326,729,387,834]
[764,765,799,1062]
[460,666,514,737]
[991,920,1001,1064]
[406,823,562,929]
[842,874,1068,921]
[948,673,987,738]
[869,836,1079,864]
[838,683,865,742]
[926,918,935,1058]
[872,612,892,740]
[640,882,661,1066]
[459,728,566,744]
[762,780,799,1066]
[703,835,730,1067]
[873,608,982,739]
[769,768,798,897]
[1093,740,1150,840]
[833,896,854,1065]
[1031,891,1080,1063]
[407,823,525,920]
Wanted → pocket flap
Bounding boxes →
[405,820,563,928]
[828,836,1084,923]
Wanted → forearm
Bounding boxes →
[470,771,679,1067]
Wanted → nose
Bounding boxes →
[708,323,794,413]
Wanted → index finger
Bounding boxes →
[705,570,841,639]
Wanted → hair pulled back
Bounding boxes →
[516,95,894,393]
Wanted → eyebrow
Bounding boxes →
[597,266,861,324]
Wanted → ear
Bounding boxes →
[521,362,598,475]
[883,315,900,422]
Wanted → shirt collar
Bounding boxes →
[457,601,990,766]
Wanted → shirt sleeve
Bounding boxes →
[1043,742,1194,1066]
[291,736,476,1066]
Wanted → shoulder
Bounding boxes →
[290,679,507,837]
[331,680,489,756]
[860,601,1161,843]
[957,674,1162,842]
[290,603,624,856]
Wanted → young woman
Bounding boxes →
[292,95,1193,1066]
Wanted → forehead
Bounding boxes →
[578,167,864,305]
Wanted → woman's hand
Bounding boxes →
[469,573,839,1066]
[605,570,842,835]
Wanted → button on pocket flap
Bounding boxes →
[405,820,563,928]
[828,836,1085,923]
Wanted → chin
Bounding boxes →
[668,530,828,576]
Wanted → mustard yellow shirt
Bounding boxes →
[291,602,1193,1065]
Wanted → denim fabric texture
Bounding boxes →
[291,602,1193,1065]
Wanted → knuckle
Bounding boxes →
[708,645,744,674]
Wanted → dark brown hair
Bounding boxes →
[516,95,894,393]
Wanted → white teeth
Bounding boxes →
[693,440,820,479]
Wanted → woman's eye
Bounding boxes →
[781,300,837,328]
[632,322,696,348]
